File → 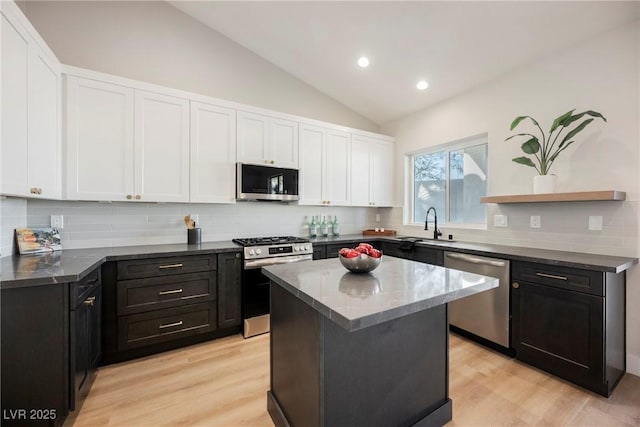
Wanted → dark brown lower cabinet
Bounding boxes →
[102,251,242,364]
[511,261,626,397]
[70,284,101,411]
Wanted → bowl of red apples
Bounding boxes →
[338,243,382,273]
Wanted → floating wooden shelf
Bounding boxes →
[480,190,626,204]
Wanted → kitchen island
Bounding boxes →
[262,256,499,427]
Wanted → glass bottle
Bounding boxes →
[309,216,317,238]
[320,215,328,237]
[332,216,340,237]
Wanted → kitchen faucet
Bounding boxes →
[424,207,442,240]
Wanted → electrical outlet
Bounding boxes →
[190,214,199,226]
[375,214,381,222]
[493,215,508,227]
[50,215,64,229]
[589,215,603,231]
[530,215,541,229]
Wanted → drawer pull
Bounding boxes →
[536,272,568,281]
[159,320,183,329]
[158,288,183,296]
[512,282,520,289]
[158,263,183,270]
[84,296,96,306]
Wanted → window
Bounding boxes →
[408,136,488,226]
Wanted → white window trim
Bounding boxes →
[404,134,488,227]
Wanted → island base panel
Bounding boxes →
[269,283,451,427]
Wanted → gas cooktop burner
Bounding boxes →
[232,236,310,247]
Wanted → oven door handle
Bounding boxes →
[244,254,313,269]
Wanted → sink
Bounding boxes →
[418,239,456,245]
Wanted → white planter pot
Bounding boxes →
[533,175,556,194]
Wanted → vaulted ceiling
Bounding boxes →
[170,1,639,125]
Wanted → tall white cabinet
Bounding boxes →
[299,124,350,206]
[134,91,189,202]
[65,76,189,202]
[190,101,236,203]
[1,2,61,199]
[65,77,135,201]
[237,111,298,169]
[350,135,393,207]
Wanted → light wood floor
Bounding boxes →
[67,333,640,426]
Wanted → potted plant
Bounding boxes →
[506,109,606,193]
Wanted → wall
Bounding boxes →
[380,21,640,375]
[25,200,374,250]
[20,0,377,132]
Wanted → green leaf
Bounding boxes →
[560,118,594,146]
[510,116,539,131]
[550,109,575,133]
[512,156,536,168]
[505,133,537,142]
[561,110,607,128]
[520,138,540,154]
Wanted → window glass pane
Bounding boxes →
[413,151,446,224]
[449,144,487,224]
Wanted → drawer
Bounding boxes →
[71,267,101,309]
[512,261,604,296]
[118,302,217,351]
[117,271,217,315]
[117,255,217,280]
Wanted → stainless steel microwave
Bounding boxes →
[236,163,299,202]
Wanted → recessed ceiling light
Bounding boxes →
[357,56,370,68]
[416,80,429,90]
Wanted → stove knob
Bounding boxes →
[249,249,255,256]
[305,245,310,251]
[256,248,262,255]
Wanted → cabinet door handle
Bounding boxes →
[84,296,96,306]
[158,263,183,269]
[535,272,568,281]
[235,253,241,259]
[158,288,183,296]
[159,320,183,329]
[512,282,520,289]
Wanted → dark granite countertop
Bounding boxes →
[263,256,498,332]
[311,234,638,273]
[0,241,241,290]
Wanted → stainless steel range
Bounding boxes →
[233,236,313,338]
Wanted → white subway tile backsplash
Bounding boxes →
[20,200,376,250]
[1,198,28,257]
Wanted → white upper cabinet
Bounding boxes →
[65,77,135,201]
[135,90,190,202]
[371,140,393,207]
[66,76,189,202]
[350,135,393,207]
[1,3,61,199]
[190,101,236,203]
[1,12,29,196]
[350,136,372,207]
[299,124,350,206]
[237,111,298,169]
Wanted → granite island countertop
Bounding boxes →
[0,241,241,289]
[263,256,499,332]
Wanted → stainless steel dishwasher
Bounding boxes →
[445,252,510,349]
